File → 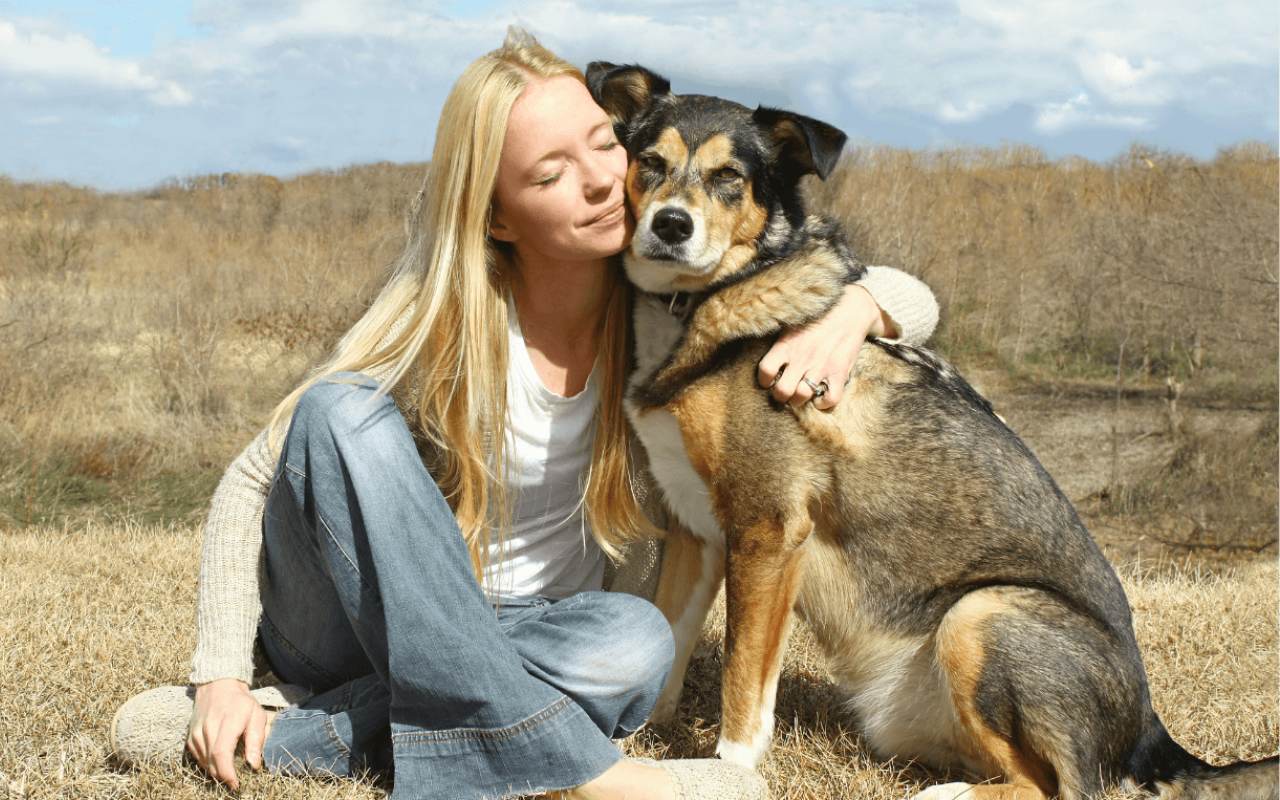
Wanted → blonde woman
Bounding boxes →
[111,26,939,800]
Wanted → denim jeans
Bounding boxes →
[255,372,676,800]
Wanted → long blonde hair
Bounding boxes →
[264,26,659,586]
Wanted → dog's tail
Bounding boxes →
[1131,723,1278,799]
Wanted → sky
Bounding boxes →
[1,1,1276,193]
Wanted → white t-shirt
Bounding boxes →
[480,289,605,602]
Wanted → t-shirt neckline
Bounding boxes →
[506,288,600,404]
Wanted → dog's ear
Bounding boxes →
[752,106,848,180]
[586,61,671,133]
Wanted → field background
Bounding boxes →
[1,141,1276,798]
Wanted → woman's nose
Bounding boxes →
[581,154,615,199]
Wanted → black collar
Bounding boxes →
[646,289,700,324]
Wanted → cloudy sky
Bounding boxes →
[2,0,1276,192]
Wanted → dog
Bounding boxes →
[585,61,1279,800]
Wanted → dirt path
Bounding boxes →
[977,376,1274,567]
[991,391,1266,503]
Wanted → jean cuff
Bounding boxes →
[390,694,623,800]
[264,704,354,777]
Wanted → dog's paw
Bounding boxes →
[715,735,768,770]
[910,782,976,800]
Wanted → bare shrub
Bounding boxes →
[813,141,1279,387]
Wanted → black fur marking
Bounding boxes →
[871,340,999,420]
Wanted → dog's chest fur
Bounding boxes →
[624,294,725,545]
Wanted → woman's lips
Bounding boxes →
[586,202,625,227]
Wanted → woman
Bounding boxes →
[111,26,939,800]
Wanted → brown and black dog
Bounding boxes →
[586,61,1279,800]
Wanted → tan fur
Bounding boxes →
[719,512,812,748]
[936,591,1056,799]
[692,133,735,173]
[651,127,688,204]
[692,133,768,280]
[650,520,725,723]
[792,347,911,458]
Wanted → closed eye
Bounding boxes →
[638,153,665,172]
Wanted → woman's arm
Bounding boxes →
[854,264,940,346]
[189,427,276,686]
[757,264,940,410]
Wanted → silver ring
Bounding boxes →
[802,377,829,399]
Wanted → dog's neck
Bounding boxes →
[645,288,703,325]
[628,246,851,408]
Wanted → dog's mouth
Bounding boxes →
[633,246,679,263]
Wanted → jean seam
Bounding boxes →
[276,456,372,596]
[313,509,376,594]
[392,694,575,745]
[323,715,352,759]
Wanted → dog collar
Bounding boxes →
[649,290,698,323]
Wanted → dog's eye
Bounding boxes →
[714,167,742,183]
[639,153,666,173]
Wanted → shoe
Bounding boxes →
[109,683,311,769]
[632,757,770,800]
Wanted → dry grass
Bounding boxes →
[0,522,1274,799]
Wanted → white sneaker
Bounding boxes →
[109,683,311,769]
[631,757,770,800]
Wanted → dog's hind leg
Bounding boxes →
[650,521,725,723]
[715,512,813,769]
[919,586,1149,800]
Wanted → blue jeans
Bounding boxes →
[255,372,676,799]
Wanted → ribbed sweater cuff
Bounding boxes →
[855,265,940,346]
[189,647,257,686]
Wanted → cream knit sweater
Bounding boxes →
[188,265,940,686]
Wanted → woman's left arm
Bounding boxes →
[756,265,940,410]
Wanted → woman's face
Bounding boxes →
[489,74,633,264]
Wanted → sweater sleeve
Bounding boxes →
[853,265,940,347]
[188,426,277,685]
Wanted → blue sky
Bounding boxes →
[1,1,1276,192]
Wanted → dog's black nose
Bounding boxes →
[651,207,693,245]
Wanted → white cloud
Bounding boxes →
[1077,51,1168,105]
[939,99,988,123]
[1034,92,1150,133]
[0,19,192,106]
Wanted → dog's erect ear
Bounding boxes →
[586,61,671,133]
[752,107,848,181]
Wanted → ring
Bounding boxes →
[802,377,829,399]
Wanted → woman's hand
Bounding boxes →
[756,284,898,411]
[188,677,270,790]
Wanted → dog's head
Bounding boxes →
[586,61,847,294]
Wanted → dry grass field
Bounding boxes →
[1,525,1274,799]
[1,142,1276,798]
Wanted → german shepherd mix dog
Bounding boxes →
[585,61,1278,800]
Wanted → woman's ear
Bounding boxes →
[585,61,671,136]
[489,203,518,243]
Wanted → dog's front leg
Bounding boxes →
[716,513,812,769]
[650,519,725,723]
